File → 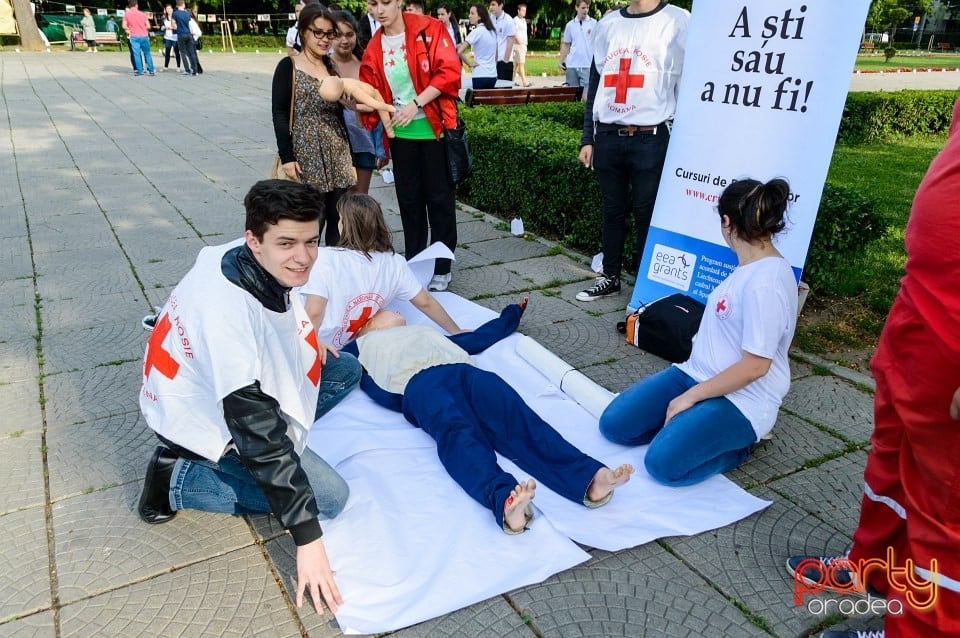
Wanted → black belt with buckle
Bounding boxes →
[596,123,662,136]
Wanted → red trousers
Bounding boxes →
[848,298,960,637]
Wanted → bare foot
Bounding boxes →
[518,296,529,314]
[503,479,536,533]
[586,464,634,503]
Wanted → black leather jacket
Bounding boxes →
[159,244,322,546]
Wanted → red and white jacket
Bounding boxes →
[359,13,461,142]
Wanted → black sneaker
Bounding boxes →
[821,630,884,638]
[141,306,162,331]
[576,275,620,302]
[786,554,861,594]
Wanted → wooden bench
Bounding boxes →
[859,41,875,52]
[464,85,583,107]
[937,41,954,52]
[71,30,123,50]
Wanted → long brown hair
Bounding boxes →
[336,193,394,259]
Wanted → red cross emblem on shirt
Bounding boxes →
[346,306,374,338]
[716,299,727,314]
[303,329,321,387]
[603,58,645,105]
[144,313,180,380]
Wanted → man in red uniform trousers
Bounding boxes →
[787,99,960,638]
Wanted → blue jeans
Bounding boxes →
[163,39,180,69]
[129,36,154,74]
[599,366,757,486]
[314,350,361,420]
[172,447,349,518]
[170,351,361,516]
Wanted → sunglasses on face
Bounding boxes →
[308,27,339,40]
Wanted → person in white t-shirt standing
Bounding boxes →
[300,193,462,352]
[458,3,498,90]
[488,0,515,81]
[599,179,797,487]
[512,3,530,87]
[575,0,688,302]
[558,0,596,93]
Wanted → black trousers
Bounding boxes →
[592,127,670,278]
[389,137,457,276]
[496,60,514,81]
[319,187,346,247]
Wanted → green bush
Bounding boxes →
[804,184,887,294]
[526,39,560,52]
[459,105,603,256]
[838,90,957,143]
[459,94,914,282]
[512,101,586,129]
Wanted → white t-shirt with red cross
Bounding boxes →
[590,3,688,126]
[299,248,423,349]
[140,239,322,462]
[676,256,797,440]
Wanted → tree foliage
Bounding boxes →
[867,0,931,34]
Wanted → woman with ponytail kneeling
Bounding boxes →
[599,178,797,486]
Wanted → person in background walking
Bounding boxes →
[512,3,530,87]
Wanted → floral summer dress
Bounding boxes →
[291,69,355,191]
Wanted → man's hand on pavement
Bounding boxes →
[296,538,343,615]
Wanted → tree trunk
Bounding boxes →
[11,0,45,51]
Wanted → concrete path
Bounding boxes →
[0,50,907,637]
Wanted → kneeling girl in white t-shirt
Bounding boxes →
[599,178,797,486]
[300,193,462,359]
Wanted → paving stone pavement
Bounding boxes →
[0,51,893,637]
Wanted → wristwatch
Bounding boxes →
[412,98,424,111]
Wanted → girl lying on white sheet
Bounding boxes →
[299,193,462,358]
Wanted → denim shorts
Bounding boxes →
[353,151,376,170]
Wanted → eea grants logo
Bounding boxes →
[647,244,697,292]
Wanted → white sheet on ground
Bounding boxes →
[308,293,771,634]
[321,447,589,635]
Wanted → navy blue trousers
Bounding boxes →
[402,364,604,528]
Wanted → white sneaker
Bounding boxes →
[428,273,452,292]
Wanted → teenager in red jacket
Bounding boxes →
[360,0,461,292]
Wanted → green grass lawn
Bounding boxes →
[856,53,960,71]
[794,133,946,354]
[519,51,960,77]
